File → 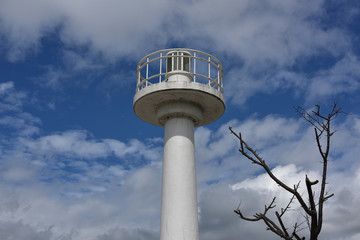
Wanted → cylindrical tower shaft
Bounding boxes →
[161,116,199,240]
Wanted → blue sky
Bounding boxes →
[0,0,360,239]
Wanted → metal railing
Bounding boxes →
[136,49,223,93]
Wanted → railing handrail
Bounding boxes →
[136,49,223,93]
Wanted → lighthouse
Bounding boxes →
[133,49,225,240]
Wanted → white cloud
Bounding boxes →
[2,81,358,239]
[224,51,360,106]
[1,0,357,104]
[0,81,27,112]
[198,182,280,240]
[225,163,360,239]
[329,115,360,172]
[0,221,53,240]
[0,162,162,239]
[14,130,161,164]
[35,66,67,90]
[231,164,319,193]
[95,227,158,240]
[194,113,360,239]
[184,0,347,63]
[0,139,162,240]
[1,110,360,239]
[195,115,302,168]
[0,0,63,62]
[29,131,110,159]
[62,50,104,72]
[0,83,41,138]
[0,81,14,94]
[0,114,40,136]
[0,0,170,61]
[0,0,351,64]
[307,54,360,102]
[0,82,165,239]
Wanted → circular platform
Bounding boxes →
[133,81,225,127]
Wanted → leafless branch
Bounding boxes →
[231,101,342,240]
[229,127,312,216]
[279,192,297,218]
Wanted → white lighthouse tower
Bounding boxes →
[133,49,225,240]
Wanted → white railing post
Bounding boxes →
[159,52,162,83]
[208,57,211,86]
[193,52,196,82]
[176,52,179,70]
[217,64,220,91]
[137,65,140,91]
[172,52,174,72]
[181,52,183,70]
[146,58,149,86]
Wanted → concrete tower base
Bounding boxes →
[161,116,199,240]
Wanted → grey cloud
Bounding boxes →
[0,0,170,61]
[195,115,302,166]
[1,0,356,105]
[194,114,360,240]
[0,164,162,239]
[0,83,164,239]
[307,54,360,102]
[0,0,63,62]
[326,188,360,236]
[184,0,348,65]
[1,113,360,239]
[0,83,161,162]
[0,81,27,113]
[198,162,360,240]
[95,227,158,240]
[0,0,351,64]
[0,221,52,240]
[198,183,280,240]
[17,130,161,163]
[224,52,360,106]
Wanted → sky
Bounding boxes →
[0,0,360,239]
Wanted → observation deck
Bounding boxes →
[133,48,225,127]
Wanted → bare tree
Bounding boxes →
[229,102,342,240]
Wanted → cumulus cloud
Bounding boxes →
[225,163,360,239]
[0,0,170,61]
[198,183,278,240]
[194,113,360,240]
[1,96,360,240]
[224,51,360,106]
[184,0,347,63]
[195,115,306,187]
[2,0,350,63]
[231,164,319,192]
[0,0,63,62]
[0,221,53,240]
[2,83,359,239]
[1,0,357,104]
[95,227,158,240]
[307,54,360,102]
[0,81,27,112]
[0,161,162,239]
[0,83,163,239]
